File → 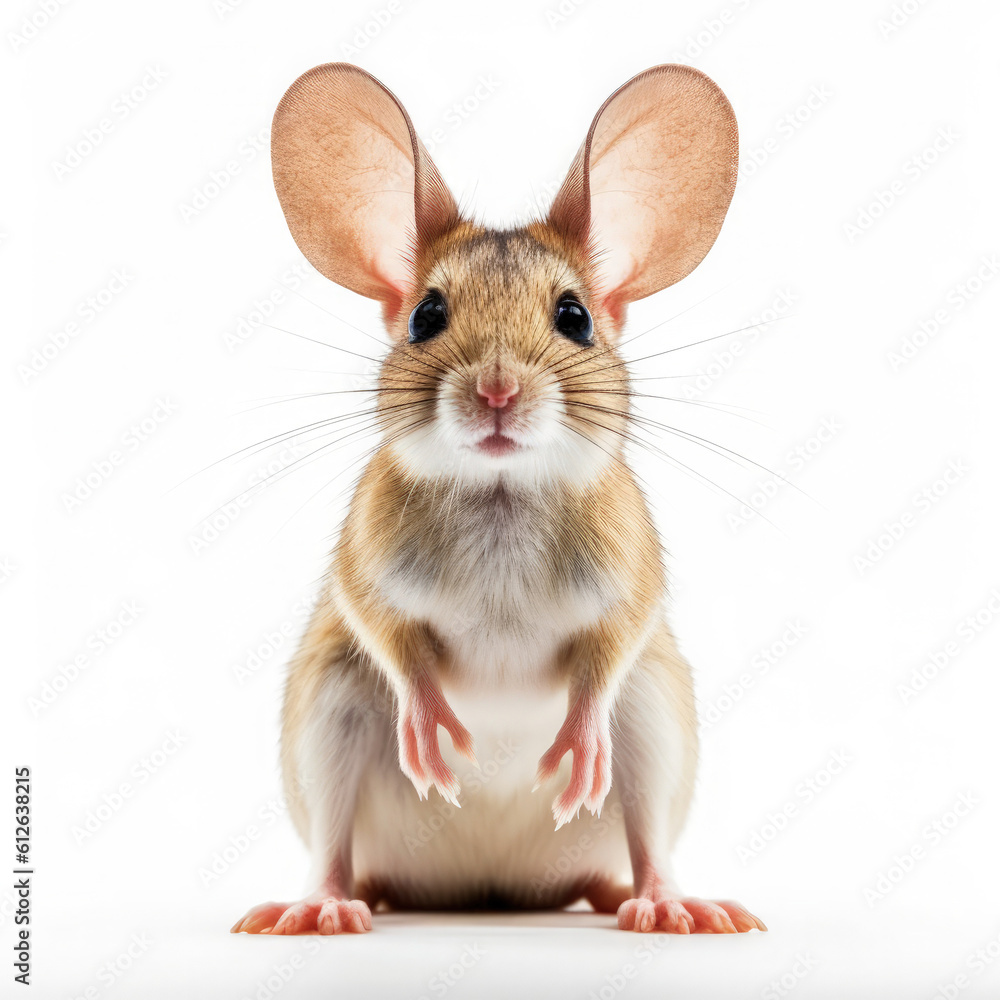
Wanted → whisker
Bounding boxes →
[618,283,736,352]
[538,284,732,383]
[547,316,790,388]
[282,284,391,353]
[282,283,471,384]
[261,415,438,542]
[555,417,641,487]
[564,398,808,500]
[626,317,792,367]
[561,374,696,384]
[258,413,434,508]
[557,412,722,526]
[258,321,448,383]
[240,387,432,413]
[564,409,782,530]
[200,405,432,518]
[561,386,765,423]
[178,397,432,493]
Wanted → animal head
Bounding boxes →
[271,63,738,488]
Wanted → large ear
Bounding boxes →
[271,63,460,315]
[548,64,738,320]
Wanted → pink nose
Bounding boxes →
[477,378,519,409]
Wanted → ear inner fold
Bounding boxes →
[271,63,459,311]
[548,64,739,313]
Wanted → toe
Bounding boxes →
[343,900,372,933]
[616,898,639,931]
[440,713,477,764]
[317,898,372,935]
[620,899,691,933]
[550,749,593,828]
[655,899,694,934]
[584,747,611,815]
[552,790,583,829]
[682,898,738,933]
[317,900,339,935]
[348,905,368,933]
[535,743,566,783]
[231,902,287,935]
[716,899,767,932]
[271,900,316,935]
[399,720,425,781]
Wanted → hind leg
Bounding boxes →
[232,626,386,935]
[611,628,766,934]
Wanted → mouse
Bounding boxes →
[231,61,766,936]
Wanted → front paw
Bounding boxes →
[396,676,476,807]
[535,696,612,829]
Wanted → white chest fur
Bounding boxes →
[377,486,616,690]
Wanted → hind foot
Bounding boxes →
[617,895,766,934]
[230,895,372,935]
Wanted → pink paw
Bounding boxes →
[397,677,476,806]
[231,896,372,935]
[535,695,612,829]
[617,896,766,934]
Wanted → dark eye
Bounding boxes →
[408,291,448,344]
[554,295,593,345]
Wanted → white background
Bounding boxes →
[4,0,1000,997]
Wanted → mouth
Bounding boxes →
[474,431,520,457]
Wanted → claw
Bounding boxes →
[537,695,612,827]
[396,677,474,805]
